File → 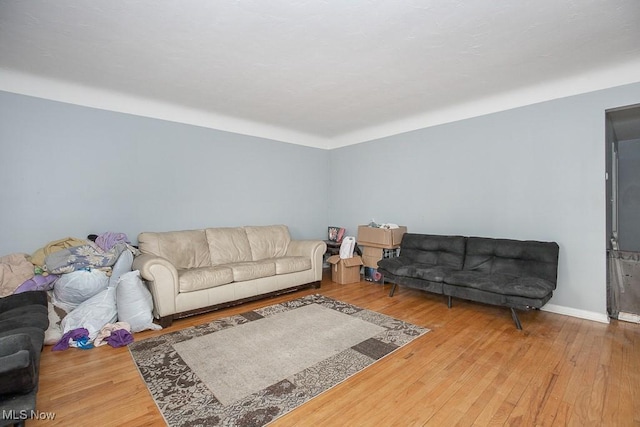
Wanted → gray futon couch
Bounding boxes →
[0,291,49,427]
[377,234,560,329]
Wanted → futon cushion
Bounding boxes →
[0,304,48,323]
[399,234,466,269]
[0,291,48,312]
[463,237,559,285]
[377,258,415,276]
[0,311,49,333]
[414,266,459,282]
[505,276,556,299]
[445,270,554,298]
[378,258,454,283]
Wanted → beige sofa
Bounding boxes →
[132,225,326,326]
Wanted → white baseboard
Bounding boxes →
[541,304,610,324]
[618,312,640,323]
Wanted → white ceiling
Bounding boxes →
[1,0,640,149]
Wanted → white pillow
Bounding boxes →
[116,270,161,332]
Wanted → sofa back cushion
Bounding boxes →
[400,234,466,270]
[138,229,211,269]
[463,237,559,285]
[244,225,291,261]
[205,227,252,265]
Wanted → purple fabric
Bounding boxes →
[52,328,90,351]
[95,232,130,251]
[106,329,133,348]
[14,274,59,294]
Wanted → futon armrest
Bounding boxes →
[0,334,37,395]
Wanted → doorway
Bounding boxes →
[606,104,640,321]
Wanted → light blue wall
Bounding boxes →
[328,82,640,316]
[3,82,640,317]
[0,91,329,254]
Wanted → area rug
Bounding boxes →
[129,294,429,427]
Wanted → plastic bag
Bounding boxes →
[339,236,356,259]
[52,270,109,312]
[60,286,118,341]
[109,250,133,288]
[116,271,161,332]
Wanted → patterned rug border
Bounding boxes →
[129,294,429,427]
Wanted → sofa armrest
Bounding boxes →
[132,254,179,318]
[0,334,37,395]
[286,240,327,281]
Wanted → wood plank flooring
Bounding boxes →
[35,271,640,426]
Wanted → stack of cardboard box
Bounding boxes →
[357,225,407,283]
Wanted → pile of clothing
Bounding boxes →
[0,232,161,351]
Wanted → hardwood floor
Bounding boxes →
[36,271,639,426]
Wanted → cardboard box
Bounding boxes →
[327,255,363,284]
[362,255,380,268]
[362,246,383,257]
[357,226,407,249]
[361,246,401,268]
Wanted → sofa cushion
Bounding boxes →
[245,225,291,261]
[274,256,311,274]
[139,229,211,269]
[445,270,554,299]
[225,261,276,282]
[399,234,466,269]
[178,266,234,293]
[205,227,252,265]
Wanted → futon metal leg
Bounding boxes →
[510,308,522,330]
[388,283,397,297]
[447,295,452,308]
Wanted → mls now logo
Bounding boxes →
[2,410,56,421]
